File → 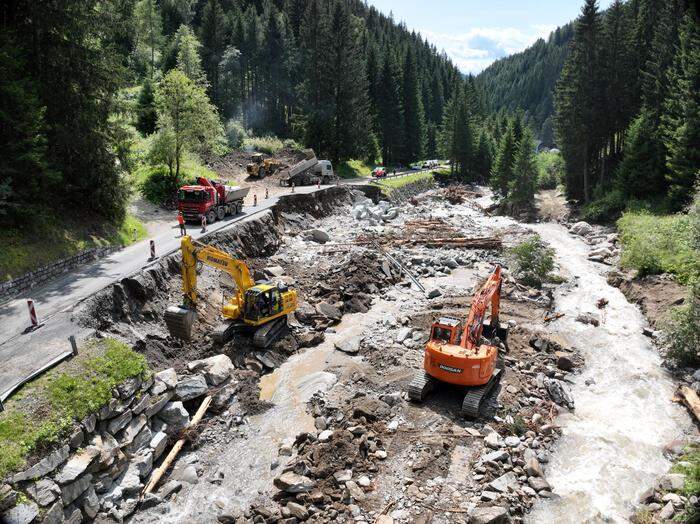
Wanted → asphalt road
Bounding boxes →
[0,183,352,401]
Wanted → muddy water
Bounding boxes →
[528,222,690,523]
[164,300,400,521]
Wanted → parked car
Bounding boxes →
[410,163,422,170]
[372,167,387,178]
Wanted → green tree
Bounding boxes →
[175,25,206,85]
[134,0,163,78]
[136,78,158,135]
[377,53,405,165]
[200,0,227,104]
[474,130,494,181]
[509,127,538,203]
[155,69,222,180]
[491,119,518,195]
[402,48,426,163]
[218,45,242,120]
[662,13,700,209]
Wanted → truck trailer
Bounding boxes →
[177,177,250,224]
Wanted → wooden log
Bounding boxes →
[679,386,700,423]
[141,395,213,498]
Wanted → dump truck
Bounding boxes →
[177,177,250,224]
[247,154,283,178]
[279,149,337,186]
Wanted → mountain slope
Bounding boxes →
[476,23,575,145]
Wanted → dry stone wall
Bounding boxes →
[1,354,237,524]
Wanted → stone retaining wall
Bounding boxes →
[0,354,237,524]
[1,247,118,302]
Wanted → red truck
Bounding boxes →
[177,177,250,223]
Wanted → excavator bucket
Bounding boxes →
[164,305,197,340]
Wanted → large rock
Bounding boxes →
[317,302,342,321]
[144,392,174,418]
[11,445,69,483]
[484,432,504,449]
[570,221,593,237]
[60,474,93,506]
[471,506,509,524]
[488,472,518,493]
[150,431,169,460]
[528,477,551,492]
[40,501,63,524]
[119,414,148,447]
[54,447,100,485]
[107,410,133,435]
[1,501,39,524]
[151,368,178,395]
[308,229,330,244]
[175,375,208,401]
[334,336,361,355]
[117,376,142,398]
[352,397,390,421]
[27,479,61,507]
[544,378,575,410]
[396,327,413,343]
[199,355,234,386]
[158,402,190,432]
[273,472,316,493]
[131,393,152,415]
[658,473,686,491]
[525,457,545,478]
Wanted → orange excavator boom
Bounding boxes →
[460,265,501,350]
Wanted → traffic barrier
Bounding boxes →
[149,240,156,260]
[254,194,257,207]
[27,299,38,329]
[265,188,269,199]
[201,215,207,232]
[291,183,295,193]
[69,335,79,356]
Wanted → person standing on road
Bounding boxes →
[177,212,186,237]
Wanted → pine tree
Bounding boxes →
[662,13,700,208]
[509,127,538,204]
[136,78,158,135]
[175,25,207,85]
[377,52,406,165]
[490,118,517,195]
[134,0,163,78]
[475,130,494,182]
[200,0,227,104]
[402,47,426,163]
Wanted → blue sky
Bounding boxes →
[367,0,615,74]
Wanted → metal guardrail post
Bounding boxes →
[69,335,78,356]
[0,397,4,412]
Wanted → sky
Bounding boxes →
[367,0,615,74]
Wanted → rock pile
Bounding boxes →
[568,221,620,264]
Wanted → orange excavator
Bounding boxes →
[408,266,509,417]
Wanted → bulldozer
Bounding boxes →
[408,266,509,418]
[164,236,298,347]
[246,153,282,179]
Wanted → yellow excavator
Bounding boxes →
[163,236,298,347]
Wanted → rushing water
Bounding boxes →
[527,222,690,523]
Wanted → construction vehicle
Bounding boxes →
[279,149,336,186]
[408,266,509,418]
[177,177,250,224]
[164,236,298,347]
[246,154,283,179]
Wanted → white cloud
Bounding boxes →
[420,25,556,74]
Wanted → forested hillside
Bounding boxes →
[555,0,699,214]
[476,24,575,146]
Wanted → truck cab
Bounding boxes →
[178,185,217,222]
[314,160,335,183]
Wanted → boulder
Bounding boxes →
[175,375,208,401]
[2,502,39,524]
[200,355,235,386]
[658,501,675,520]
[27,479,61,507]
[427,289,442,299]
[345,480,365,501]
[334,336,361,355]
[151,368,178,394]
[528,477,551,492]
[158,402,190,432]
[61,474,93,506]
[129,425,153,454]
[107,410,133,435]
[352,397,390,421]
[504,436,520,448]
[471,506,509,524]
[81,485,99,519]
[484,432,504,449]
[482,450,509,463]
[396,327,413,343]
[555,353,575,371]
[488,472,518,493]
[309,229,330,244]
[658,473,686,491]
[40,501,63,524]
[117,376,142,398]
[131,393,151,415]
[55,447,100,485]
[144,392,174,418]
[317,302,342,321]
[274,472,316,493]
[119,414,148,447]
[525,457,545,478]
[544,378,575,410]
[264,266,285,277]
[286,502,309,520]
[150,431,169,460]
[570,221,593,237]
[11,445,69,483]
[333,470,353,483]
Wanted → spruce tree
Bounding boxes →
[200,0,227,104]
[662,13,700,208]
[490,119,517,195]
[136,79,158,136]
[509,127,538,204]
[402,48,427,163]
[377,53,406,165]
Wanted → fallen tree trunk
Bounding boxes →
[141,395,213,498]
[678,386,700,423]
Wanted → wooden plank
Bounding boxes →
[679,386,700,422]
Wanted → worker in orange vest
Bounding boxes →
[177,211,186,237]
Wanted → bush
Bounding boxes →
[618,211,700,284]
[225,119,247,149]
[507,236,556,288]
[536,151,565,189]
[138,165,182,205]
[661,281,700,367]
[581,188,628,223]
[243,135,285,155]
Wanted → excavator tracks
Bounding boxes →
[253,316,290,348]
[407,371,436,402]
[461,368,503,419]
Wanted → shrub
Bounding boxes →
[243,135,285,155]
[536,151,564,190]
[282,138,303,151]
[618,211,700,284]
[507,236,556,288]
[581,188,627,223]
[225,119,247,149]
[138,165,183,205]
[661,280,700,367]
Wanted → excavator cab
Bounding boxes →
[429,317,462,345]
[243,285,284,321]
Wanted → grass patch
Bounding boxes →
[379,171,435,191]
[242,135,302,155]
[336,159,373,179]
[0,338,149,479]
[1,214,147,282]
[618,211,700,284]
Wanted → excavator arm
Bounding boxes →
[165,235,255,340]
[460,265,502,350]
